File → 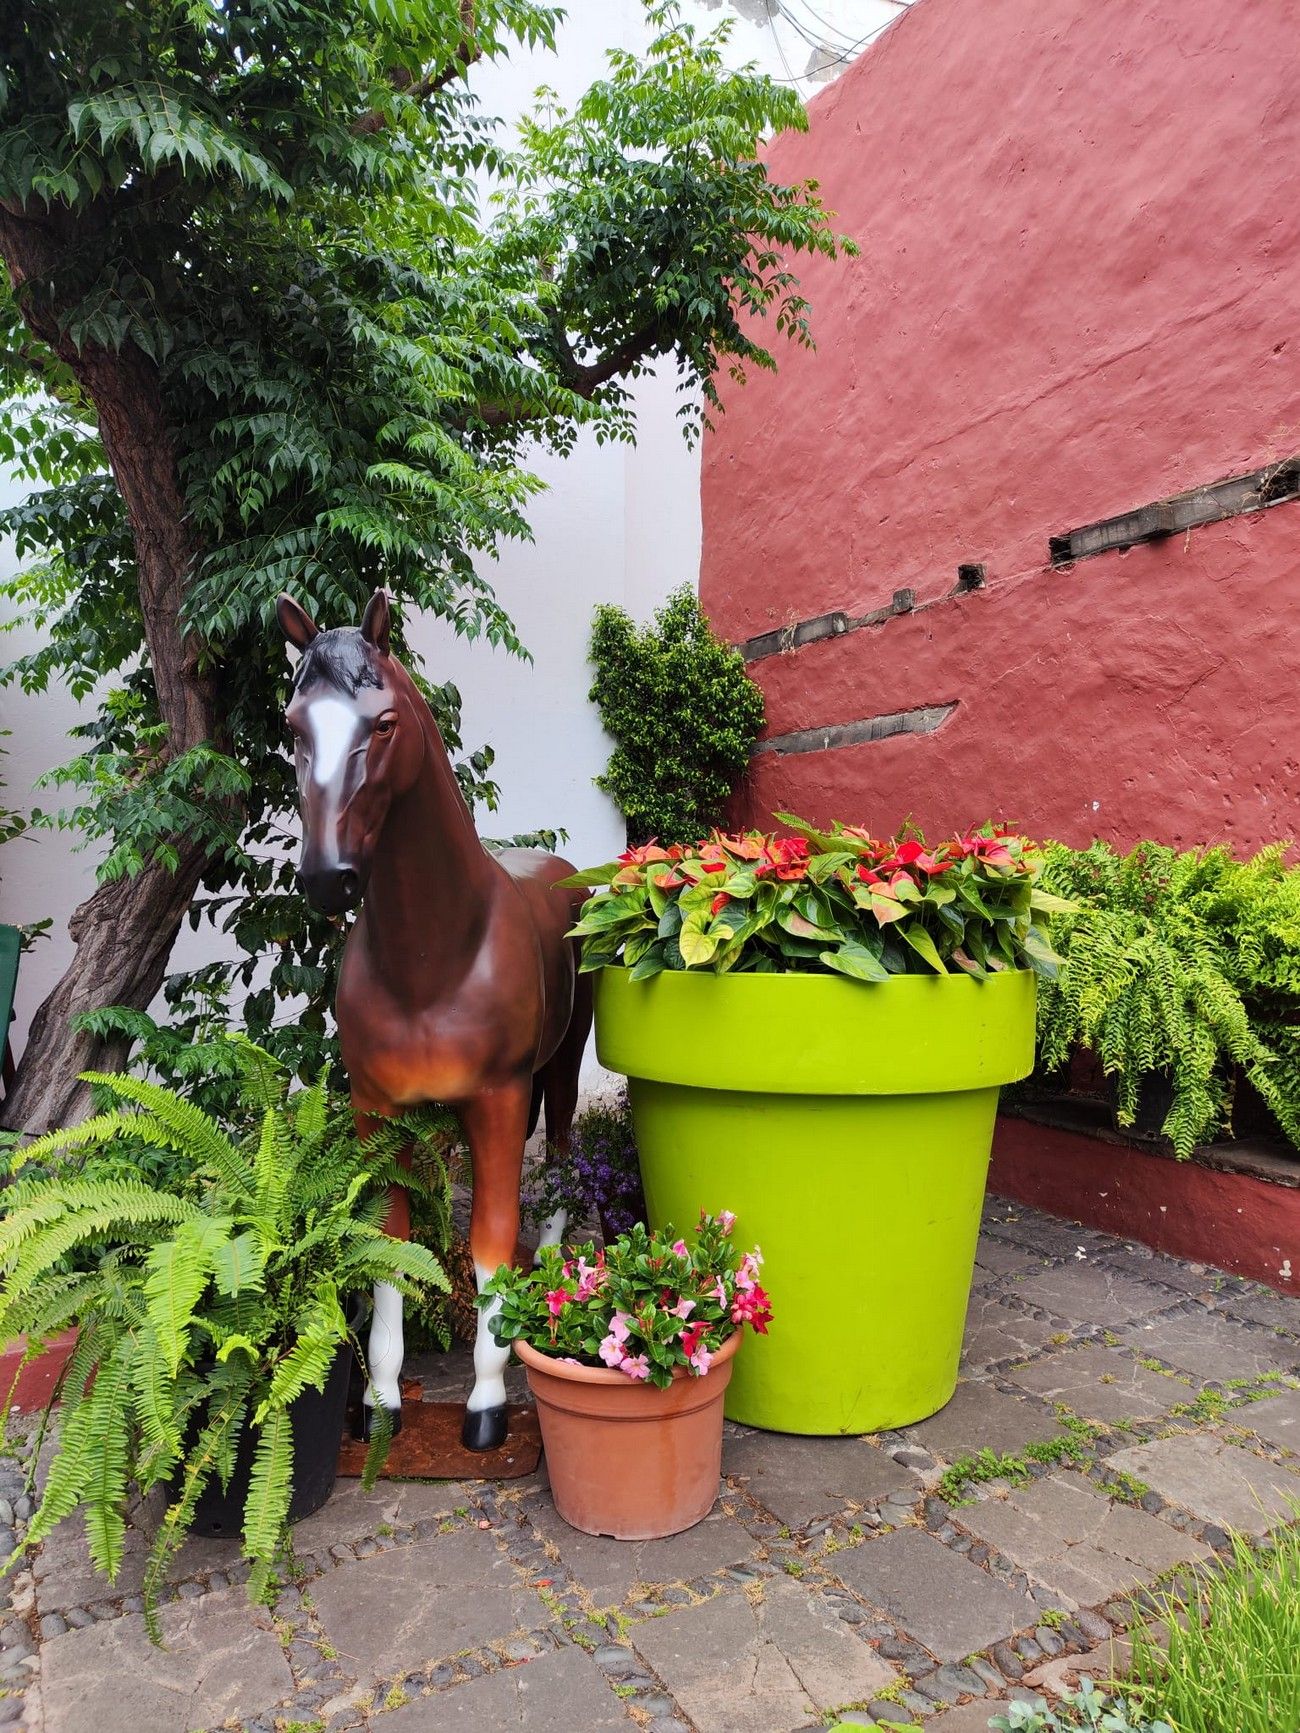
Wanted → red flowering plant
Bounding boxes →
[482,1213,771,1388]
[562,813,1068,981]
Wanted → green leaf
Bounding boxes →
[678,910,720,967]
[820,940,890,982]
[899,923,947,974]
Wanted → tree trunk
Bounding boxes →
[1,845,209,1132]
[0,202,226,1134]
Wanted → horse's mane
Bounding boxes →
[294,628,384,697]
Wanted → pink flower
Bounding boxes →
[545,1288,569,1317]
[718,1211,736,1234]
[598,1309,633,1365]
[671,1239,689,1258]
[670,1297,695,1320]
[689,1345,713,1376]
[680,1321,708,1360]
[731,1282,774,1335]
[711,1277,728,1305]
[573,1256,605,1301]
[621,1354,651,1381]
[736,1251,763,1294]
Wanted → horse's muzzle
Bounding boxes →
[298,864,363,914]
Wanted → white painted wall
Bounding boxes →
[0,1,905,1073]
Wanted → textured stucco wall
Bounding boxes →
[701,0,1300,851]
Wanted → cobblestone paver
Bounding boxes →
[3,1198,1297,1733]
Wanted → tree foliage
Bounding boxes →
[0,0,852,1104]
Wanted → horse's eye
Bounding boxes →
[374,716,396,737]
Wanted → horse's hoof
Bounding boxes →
[354,1403,403,1443]
[461,1404,508,1452]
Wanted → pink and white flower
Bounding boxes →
[598,1309,634,1367]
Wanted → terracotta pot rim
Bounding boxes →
[514,1327,741,1386]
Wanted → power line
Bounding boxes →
[766,3,915,84]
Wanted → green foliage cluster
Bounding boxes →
[1036,841,1300,1157]
[0,0,851,1086]
[1124,1521,1300,1733]
[588,587,764,845]
[989,1680,1172,1733]
[567,819,1065,982]
[0,1038,448,1635]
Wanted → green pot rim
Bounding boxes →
[593,964,1036,1095]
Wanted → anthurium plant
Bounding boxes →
[563,814,1067,982]
[483,1213,771,1388]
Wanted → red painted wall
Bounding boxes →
[701,0,1300,850]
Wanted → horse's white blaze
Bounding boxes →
[363,1280,404,1412]
[306,694,361,787]
[466,1262,509,1413]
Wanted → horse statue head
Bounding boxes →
[278,589,427,916]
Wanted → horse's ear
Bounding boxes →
[277,593,320,650]
[360,588,391,656]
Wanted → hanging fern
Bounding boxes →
[0,1035,449,1640]
[1037,840,1300,1158]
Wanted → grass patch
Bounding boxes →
[936,1416,1099,1505]
[1105,1469,1152,1505]
[1125,1520,1300,1733]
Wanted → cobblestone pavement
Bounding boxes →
[3,1199,1298,1733]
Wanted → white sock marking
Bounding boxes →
[363,1280,404,1411]
[467,1262,509,1413]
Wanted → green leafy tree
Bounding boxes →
[0,0,852,1130]
[589,586,764,844]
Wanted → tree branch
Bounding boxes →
[352,2,480,135]
[544,306,669,392]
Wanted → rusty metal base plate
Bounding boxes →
[338,1385,542,1481]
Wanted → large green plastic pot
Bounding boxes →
[594,967,1035,1435]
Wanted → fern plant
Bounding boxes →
[0,1037,448,1638]
[1036,841,1300,1158]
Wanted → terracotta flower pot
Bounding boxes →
[514,1330,741,1540]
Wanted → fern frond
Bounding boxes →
[255,1300,341,1420]
[78,1072,253,1193]
[242,1408,293,1570]
[210,1229,266,1297]
[82,1339,133,1581]
[144,1219,214,1375]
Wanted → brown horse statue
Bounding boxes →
[278,589,591,1450]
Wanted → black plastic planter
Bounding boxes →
[190,1340,354,1538]
[1108,1070,1176,1141]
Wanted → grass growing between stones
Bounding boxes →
[935,1415,1100,1504]
[1125,1520,1300,1733]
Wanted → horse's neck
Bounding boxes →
[358,701,497,1004]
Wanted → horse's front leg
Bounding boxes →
[458,1078,532,1452]
[355,1111,410,1441]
